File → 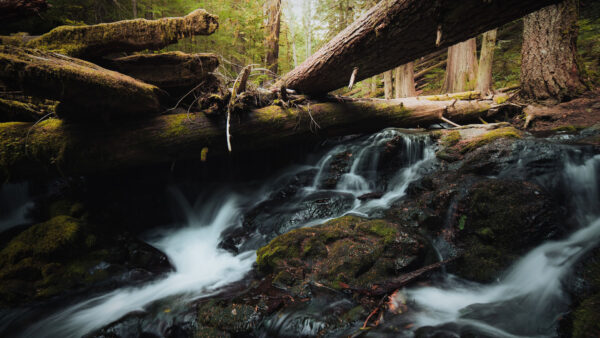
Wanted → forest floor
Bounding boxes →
[511,89,600,135]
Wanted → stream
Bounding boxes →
[2,128,599,337]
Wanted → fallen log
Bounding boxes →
[0,0,48,22]
[0,46,163,121]
[280,0,562,95]
[109,52,219,90]
[26,9,219,60]
[415,60,447,81]
[0,97,515,182]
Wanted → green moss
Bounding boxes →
[0,216,83,264]
[197,301,260,334]
[552,125,585,133]
[26,9,219,58]
[458,215,467,230]
[494,95,509,104]
[441,131,461,147]
[359,219,398,244]
[573,294,600,338]
[422,91,480,101]
[461,127,522,153]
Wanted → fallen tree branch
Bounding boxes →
[0,98,516,182]
[279,0,562,94]
[26,9,219,60]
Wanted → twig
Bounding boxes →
[25,113,55,157]
[441,116,461,128]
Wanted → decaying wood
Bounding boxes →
[0,0,48,22]
[0,46,163,121]
[279,0,562,95]
[26,9,219,60]
[0,98,516,182]
[109,52,219,90]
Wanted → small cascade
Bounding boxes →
[399,155,600,337]
[17,128,437,337]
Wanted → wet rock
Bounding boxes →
[197,300,262,335]
[319,151,353,189]
[256,215,432,290]
[221,191,355,253]
[449,179,565,282]
[0,213,171,307]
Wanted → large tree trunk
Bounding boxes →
[477,29,498,96]
[0,98,505,182]
[521,0,588,102]
[109,52,219,90]
[26,9,219,61]
[384,71,393,99]
[266,0,282,76]
[0,46,163,121]
[395,62,416,98]
[132,0,137,18]
[0,0,48,22]
[280,0,562,95]
[442,38,478,93]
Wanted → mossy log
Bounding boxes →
[279,0,562,94]
[0,98,49,122]
[26,9,219,60]
[0,98,512,182]
[0,0,48,22]
[0,46,163,121]
[109,52,219,89]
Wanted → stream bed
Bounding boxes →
[1,126,599,337]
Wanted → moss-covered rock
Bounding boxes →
[0,213,170,306]
[450,179,564,282]
[256,215,431,290]
[460,127,522,153]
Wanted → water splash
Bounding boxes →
[22,195,256,337]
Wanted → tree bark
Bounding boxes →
[383,71,393,99]
[521,0,588,102]
[26,9,219,61]
[442,38,478,93]
[280,0,562,95]
[266,0,282,76]
[0,46,163,122]
[394,62,416,98]
[477,29,498,96]
[109,52,219,90]
[0,0,48,22]
[0,98,506,182]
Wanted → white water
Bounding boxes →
[22,194,256,337]
[402,155,600,337]
[20,129,436,337]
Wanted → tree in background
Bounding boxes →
[394,62,416,98]
[384,70,393,99]
[442,38,479,93]
[521,0,588,102]
[266,0,282,76]
[477,29,498,96]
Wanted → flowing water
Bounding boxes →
[395,154,600,337]
[4,129,600,337]
[13,129,436,337]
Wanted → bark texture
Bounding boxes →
[477,29,497,95]
[109,52,219,89]
[394,62,416,98]
[521,0,588,102]
[384,71,393,99]
[280,0,562,95]
[265,0,282,76]
[0,0,48,22]
[0,46,163,121]
[443,38,478,93]
[0,98,504,182]
[26,9,219,60]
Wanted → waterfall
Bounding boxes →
[402,155,600,337]
[17,129,437,337]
